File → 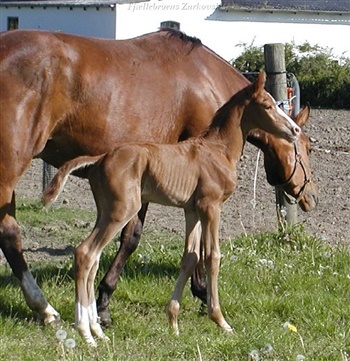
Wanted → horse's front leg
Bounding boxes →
[0,191,59,324]
[199,203,233,333]
[167,211,201,335]
[96,203,149,326]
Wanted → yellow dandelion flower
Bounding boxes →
[283,321,297,333]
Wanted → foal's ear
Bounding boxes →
[247,129,269,150]
[254,71,267,93]
[294,103,311,128]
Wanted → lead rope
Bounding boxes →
[251,149,261,230]
[252,149,261,209]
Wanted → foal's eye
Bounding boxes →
[307,139,314,155]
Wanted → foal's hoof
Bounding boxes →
[97,309,112,327]
[98,333,111,343]
[85,337,98,348]
[223,324,234,333]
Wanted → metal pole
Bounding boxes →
[264,43,298,227]
[42,161,56,191]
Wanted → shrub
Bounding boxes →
[232,41,350,109]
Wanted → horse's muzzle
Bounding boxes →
[298,182,318,212]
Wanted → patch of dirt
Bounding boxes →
[10,108,350,265]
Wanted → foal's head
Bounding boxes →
[248,105,318,211]
[243,71,301,143]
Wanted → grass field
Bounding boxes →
[0,200,349,360]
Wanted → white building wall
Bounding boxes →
[0,6,117,38]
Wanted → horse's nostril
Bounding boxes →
[294,126,301,136]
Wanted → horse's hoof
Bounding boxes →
[98,310,112,327]
[49,314,61,327]
[38,311,61,326]
[197,302,207,316]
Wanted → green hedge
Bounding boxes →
[231,42,350,109]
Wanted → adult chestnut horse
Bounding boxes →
[0,28,318,324]
[43,72,301,345]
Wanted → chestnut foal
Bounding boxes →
[43,72,300,345]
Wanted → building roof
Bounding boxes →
[208,0,350,25]
[221,0,350,13]
[0,0,148,6]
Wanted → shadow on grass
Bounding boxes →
[99,250,180,281]
[23,245,75,257]
[0,248,181,319]
[0,297,35,322]
[0,273,41,321]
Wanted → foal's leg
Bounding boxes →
[0,189,59,324]
[167,211,201,335]
[97,203,149,326]
[198,203,232,332]
[75,157,143,345]
[75,207,139,346]
[86,255,106,339]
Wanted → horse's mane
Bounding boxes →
[160,28,202,48]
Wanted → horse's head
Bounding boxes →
[244,71,301,143]
[248,104,318,212]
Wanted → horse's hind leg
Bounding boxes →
[96,203,149,326]
[0,190,59,324]
[190,240,207,305]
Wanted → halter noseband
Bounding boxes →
[276,142,312,204]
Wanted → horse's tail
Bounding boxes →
[42,155,103,207]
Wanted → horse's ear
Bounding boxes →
[294,103,310,127]
[253,71,267,97]
[247,129,269,150]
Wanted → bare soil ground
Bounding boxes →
[10,108,350,265]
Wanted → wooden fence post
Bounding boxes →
[264,43,298,227]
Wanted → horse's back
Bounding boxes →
[0,29,249,174]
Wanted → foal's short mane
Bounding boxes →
[200,84,252,137]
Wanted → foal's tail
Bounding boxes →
[42,155,102,207]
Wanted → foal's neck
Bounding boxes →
[203,96,250,164]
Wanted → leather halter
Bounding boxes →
[276,142,312,204]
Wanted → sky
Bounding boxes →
[115,0,350,62]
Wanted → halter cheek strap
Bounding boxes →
[276,142,312,204]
